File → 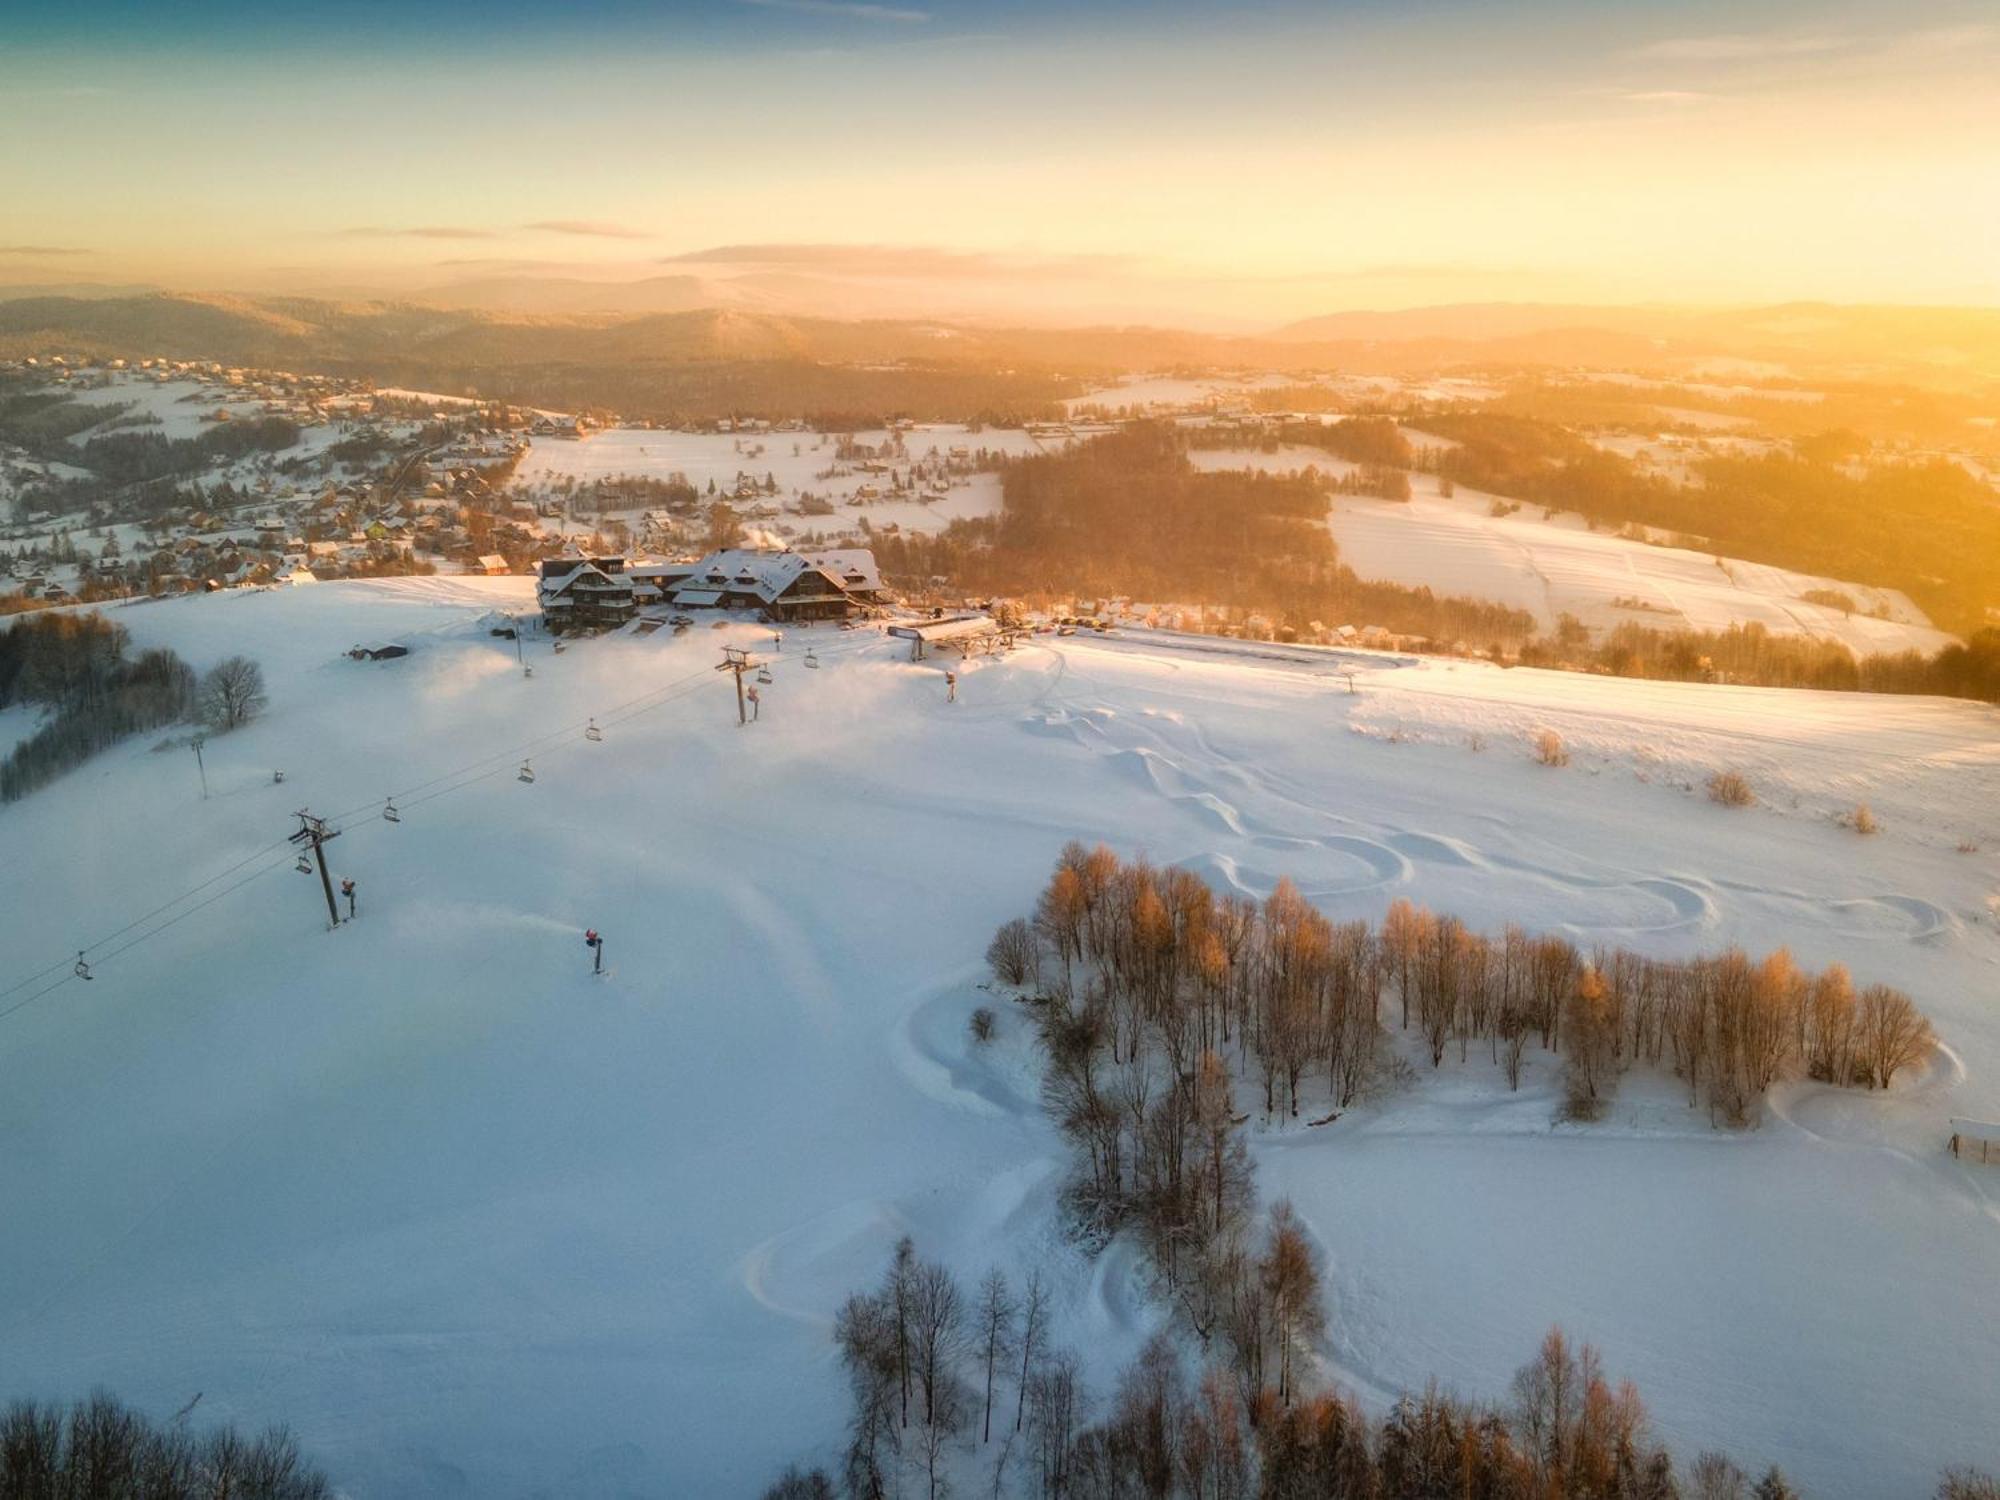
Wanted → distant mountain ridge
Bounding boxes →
[2,292,1995,397]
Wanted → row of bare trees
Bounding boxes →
[826,1201,1328,1500]
[996,846,1936,1139]
[834,1240,1054,1500]
[1378,897,1933,1124]
[0,1393,328,1499]
[795,1298,1831,1500]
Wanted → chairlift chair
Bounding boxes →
[518,760,536,784]
[585,719,603,742]
[383,799,401,823]
[295,854,314,874]
[804,649,820,670]
[756,666,773,685]
[73,951,92,982]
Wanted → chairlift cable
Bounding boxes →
[0,849,299,1026]
[2,628,883,1013]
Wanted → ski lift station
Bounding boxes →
[887,615,1000,660]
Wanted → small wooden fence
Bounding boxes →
[1948,1118,2000,1164]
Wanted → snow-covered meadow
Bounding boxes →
[1188,448,1957,653]
[516,425,1054,541]
[1,581,1997,1496]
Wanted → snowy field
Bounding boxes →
[516,425,1054,539]
[1066,373,1500,415]
[1065,373,1295,414]
[1189,449,1956,652]
[516,425,1049,491]
[54,376,285,445]
[2,582,1998,1497]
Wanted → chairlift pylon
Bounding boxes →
[383,798,401,823]
[585,718,603,742]
[518,759,536,784]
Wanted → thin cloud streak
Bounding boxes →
[525,221,651,240]
[661,243,1136,278]
[335,226,497,240]
[0,245,92,257]
[732,0,931,21]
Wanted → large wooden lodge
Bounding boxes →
[538,547,888,633]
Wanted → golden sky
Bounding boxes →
[3,1,1995,325]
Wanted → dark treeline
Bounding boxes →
[1484,374,1997,454]
[1330,466,1412,502]
[0,386,112,453]
[77,416,301,485]
[1184,417,1415,471]
[999,425,1327,579]
[1520,618,2000,701]
[794,1236,1835,1500]
[331,359,1074,430]
[0,611,260,804]
[0,1391,329,1499]
[1415,411,2000,636]
[869,425,1534,647]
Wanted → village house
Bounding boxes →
[537,555,637,634]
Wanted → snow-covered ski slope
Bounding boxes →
[2,580,1997,1497]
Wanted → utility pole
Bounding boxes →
[717,645,755,726]
[191,734,209,799]
[290,810,342,929]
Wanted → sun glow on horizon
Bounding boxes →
[3,0,1996,322]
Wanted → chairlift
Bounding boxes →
[552,641,566,654]
[383,798,401,823]
[518,760,536,784]
[524,666,534,678]
[73,951,92,982]
[756,666,773,685]
[585,718,603,742]
[295,854,314,874]
[804,649,820,670]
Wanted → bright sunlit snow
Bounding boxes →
[1,581,1996,1497]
